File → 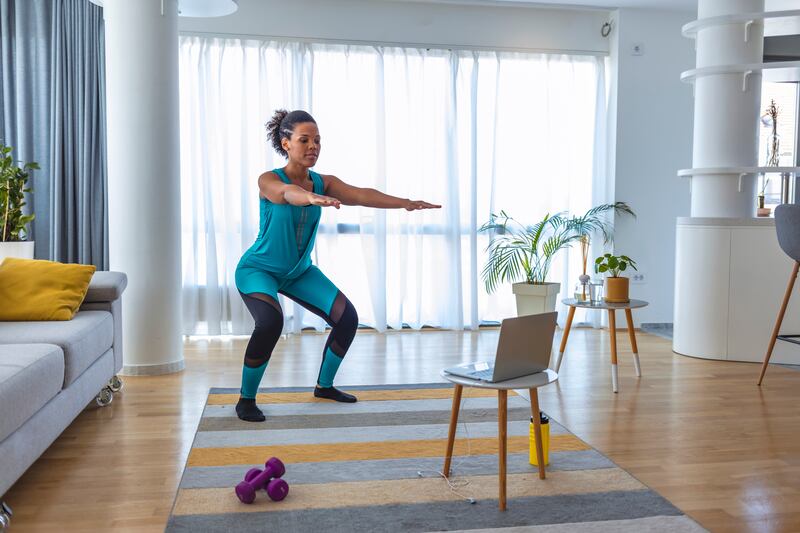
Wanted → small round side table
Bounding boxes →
[558,298,649,393]
[440,369,558,511]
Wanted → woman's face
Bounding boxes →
[282,122,320,167]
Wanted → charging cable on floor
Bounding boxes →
[416,395,477,504]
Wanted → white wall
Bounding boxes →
[608,8,696,325]
[178,0,610,54]
[179,0,698,325]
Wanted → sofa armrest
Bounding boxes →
[84,271,128,303]
[80,271,127,373]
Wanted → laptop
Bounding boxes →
[444,312,557,382]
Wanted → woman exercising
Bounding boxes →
[234,109,441,422]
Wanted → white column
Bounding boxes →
[690,0,764,218]
[672,0,800,365]
[103,0,184,375]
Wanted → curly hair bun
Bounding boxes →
[266,109,290,156]
[264,109,316,158]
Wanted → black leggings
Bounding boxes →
[240,290,358,380]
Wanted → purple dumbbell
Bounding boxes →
[235,457,289,504]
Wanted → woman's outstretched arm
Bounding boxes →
[324,175,440,210]
[259,172,341,208]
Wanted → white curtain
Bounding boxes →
[178,36,607,335]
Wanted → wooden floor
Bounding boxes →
[5,327,800,532]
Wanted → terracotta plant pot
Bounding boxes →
[604,276,629,303]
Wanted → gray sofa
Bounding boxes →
[0,271,127,528]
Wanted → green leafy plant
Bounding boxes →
[480,211,581,291]
[564,202,636,280]
[0,144,38,242]
[595,253,637,278]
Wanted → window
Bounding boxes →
[758,81,799,207]
[178,37,606,334]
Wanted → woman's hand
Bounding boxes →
[308,192,341,209]
[404,200,441,211]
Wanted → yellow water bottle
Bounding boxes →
[529,412,550,466]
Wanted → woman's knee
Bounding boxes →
[339,298,358,334]
[328,297,358,356]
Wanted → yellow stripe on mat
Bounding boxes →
[187,434,588,467]
[206,388,513,405]
[173,468,642,516]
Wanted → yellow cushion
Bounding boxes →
[0,258,96,321]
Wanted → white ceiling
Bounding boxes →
[495,0,696,11]
[389,0,799,14]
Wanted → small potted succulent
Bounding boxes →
[0,144,38,263]
[594,253,637,303]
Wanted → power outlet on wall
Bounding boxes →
[631,273,646,284]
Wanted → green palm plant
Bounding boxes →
[0,144,39,242]
[565,202,636,290]
[480,211,581,292]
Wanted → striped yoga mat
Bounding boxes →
[166,383,706,532]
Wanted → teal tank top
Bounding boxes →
[239,168,324,279]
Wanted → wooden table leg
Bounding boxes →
[443,384,463,477]
[529,388,546,480]
[624,308,641,377]
[759,261,799,385]
[498,389,507,511]
[608,309,618,393]
[555,305,576,372]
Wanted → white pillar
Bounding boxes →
[103,0,184,375]
[690,0,764,218]
[672,0,800,365]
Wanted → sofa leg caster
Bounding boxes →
[108,375,123,393]
[0,501,12,530]
[95,387,114,407]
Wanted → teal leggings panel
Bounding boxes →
[241,362,268,399]
[235,264,339,317]
[318,346,344,388]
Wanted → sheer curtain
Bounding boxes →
[178,36,607,335]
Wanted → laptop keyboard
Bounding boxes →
[470,368,495,380]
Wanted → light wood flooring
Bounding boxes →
[4,327,800,532]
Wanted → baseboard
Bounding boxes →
[121,359,185,376]
[640,323,673,340]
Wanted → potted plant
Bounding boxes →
[480,211,580,315]
[0,144,38,262]
[594,253,637,303]
[564,202,635,300]
[758,100,779,217]
[758,176,769,209]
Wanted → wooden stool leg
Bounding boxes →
[498,389,508,511]
[624,308,641,377]
[759,261,800,385]
[555,306,576,372]
[608,309,618,393]
[529,388,546,480]
[443,384,463,477]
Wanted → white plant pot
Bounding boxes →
[511,281,560,316]
[0,241,35,264]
